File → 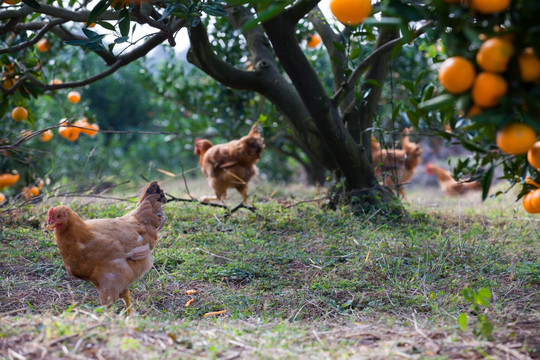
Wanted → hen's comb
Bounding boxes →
[195,137,201,143]
[47,208,54,223]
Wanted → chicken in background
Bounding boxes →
[371,128,423,195]
[46,181,167,314]
[194,124,265,203]
[425,163,482,197]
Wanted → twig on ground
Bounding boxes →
[180,165,195,201]
[283,197,329,209]
[195,247,233,262]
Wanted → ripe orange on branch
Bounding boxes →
[522,192,538,213]
[470,0,511,14]
[58,119,80,141]
[471,72,507,108]
[40,129,53,142]
[67,91,81,103]
[0,172,20,189]
[476,38,514,73]
[36,39,51,52]
[307,34,321,48]
[330,0,372,26]
[518,48,540,83]
[11,106,28,121]
[496,123,537,155]
[527,141,540,170]
[438,56,476,94]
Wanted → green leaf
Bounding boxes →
[119,9,130,37]
[458,313,468,331]
[88,0,110,25]
[418,94,456,110]
[241,3,286,31]
[421,84,435,102]
[114,36,129,44]
[333,41,345,54]
[201,3,227,17]
[22,0,40,9]
[481,166,494,201]
[97,21,116,31]
[402,80,415,93]
[476,287,491,307]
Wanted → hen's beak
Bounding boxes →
[45,223,55,232]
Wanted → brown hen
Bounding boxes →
[194,124,265,203]
[46,181,166,313]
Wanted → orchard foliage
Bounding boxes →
[1,0,539,210]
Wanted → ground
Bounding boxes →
[0,180,539,359]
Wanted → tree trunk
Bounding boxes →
[187,4,403,213]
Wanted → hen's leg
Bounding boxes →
[236,186,248,204]
[120,288,132,315]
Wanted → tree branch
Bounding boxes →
[0,19,66,55]
[332,21,431,107]
[287,0,319,24]
[1,19,186,95]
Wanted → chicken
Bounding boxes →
[194,124,265,203]
[425,163,482,197]
[371,128,423,195]
[46,181,167,313]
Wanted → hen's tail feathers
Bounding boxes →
[247,123,262,138]
[136,181,167,233]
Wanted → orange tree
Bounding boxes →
[399,0,540,208]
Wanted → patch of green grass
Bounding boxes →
[1,188,539,358]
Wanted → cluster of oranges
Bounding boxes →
[58,117,99,142]
[437,0,540,214]
[0,172,20,204]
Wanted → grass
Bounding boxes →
[1,181,539,359]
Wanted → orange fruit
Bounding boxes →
[470,0,510,14]
[2,75,16,90]
[21,186,39,199]
[438,57,476,94]
[74,118,91,134]
[518,48,540,83]
[476,38,514,73]
[67,91,81,103]
[528,189,540,213]
[58,120,80,141]
[522,192,537,213]
[83,22,96,28]
[87,123,100,137]
[330,0,372,26]
[40,129,53,142]
[4,0,21,4]
[527,141,540,169]
[0,193,5,205]
[11,106,28,121]
[471,72,507,107]
[0,172,20,189]
[48,78,63,85]
[36,39,51,52]
[307,34,321,48]
[496,123,537,155]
